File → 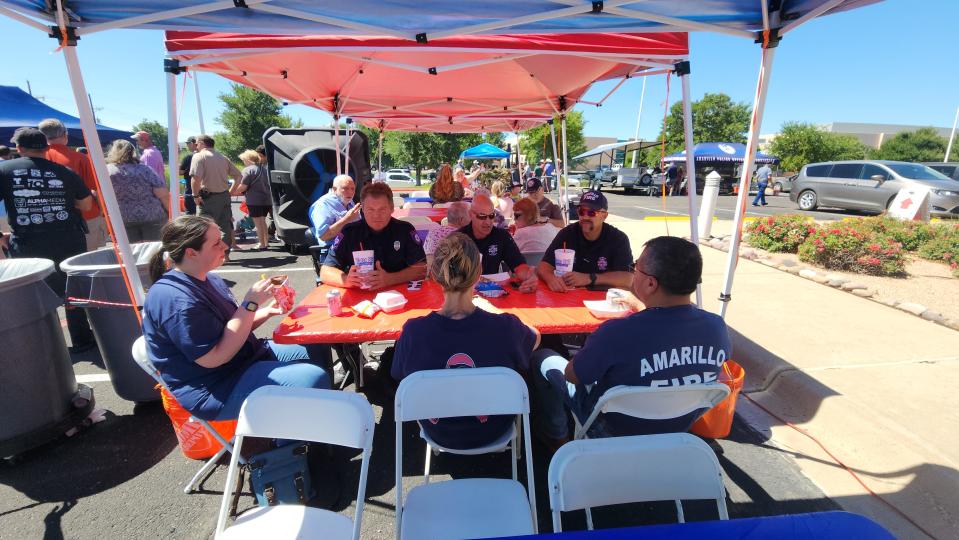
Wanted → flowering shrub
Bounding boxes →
[798,226,906,276]
[917,223,959,277]
[745,215,817,253]
[845,217,935,252]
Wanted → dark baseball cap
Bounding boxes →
[524,177,543,193]
[510,177,523,189]
[11,128,48,150]
[578,189,608,211]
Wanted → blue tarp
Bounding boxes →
[0,86,132,149]
[460,142,510,160]
[3,1,881,37]
[664,142,779,164]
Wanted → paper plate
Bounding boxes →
[584,300,631,319]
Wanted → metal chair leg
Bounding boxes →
[423,445,432,484]
[184,446,227,493]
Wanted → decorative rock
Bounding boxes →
[878,297,900,308]
[740,248,758,260]
[780,259,798,267]
[709,239,724,250]
[811,275,831,284]
[897,302,927,316]
[784,266,802,275]
[827,279,846,287]
[944,319,959,332]
[851,289,874,298]
[824,273,847,282]
[920,310,945,323]
[798,269,818,279]
[841,282,868,291]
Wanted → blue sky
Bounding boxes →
[1,1,955,144]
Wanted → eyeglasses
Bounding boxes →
[635,268,658,281]
[513,212,523,219]
[577,207,607,218]
[473,212,496,221]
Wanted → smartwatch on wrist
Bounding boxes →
[242,300,258,312]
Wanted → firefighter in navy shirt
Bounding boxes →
[0,128,96,351]
[457,193,537,292]
[321,182,426,290]
[537,190,633,292]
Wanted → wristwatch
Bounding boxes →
[242,300,258,312]
[589,273,597,287]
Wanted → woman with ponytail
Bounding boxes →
[142,215,331,422]
[389,232,540,449]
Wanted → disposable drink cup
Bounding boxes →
[353,250,375,289]
[554,248,575,276]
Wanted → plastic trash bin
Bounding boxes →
[0,258,94,458]
[61,243,162,402]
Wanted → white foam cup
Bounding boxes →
[353,250,375,288]
[554,248,575,276]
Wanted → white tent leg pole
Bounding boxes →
[344,121,351,177]
[632,76,647,166]
[548,119,560,212]
[333,115,342,175]
[62,45,146,306]
[377,129,384,179]
[193,71,206,134]
[719,46,778,319]
[166,70,181,219]
[678,63,702,308]
[945,105,958,163]
[561,115,570,226]
[515,131,522,171]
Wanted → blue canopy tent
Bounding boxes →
[460,142,510,160]
[0,0,883,320]
[0,85,132,148]
[664,142,779,164]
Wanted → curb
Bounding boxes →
[698,236,959,334]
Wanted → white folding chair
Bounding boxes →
[411,190,430,198]
[402,201,432,209]
[131,336,245,494]
[215,386,375,540]
[432,202,453,209]
[395,368,537,539]
[574,383,730,440]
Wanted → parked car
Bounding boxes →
[922,162,959,181]
[789,160,959,217]
[387,167,411,175]
[385,172,416,186]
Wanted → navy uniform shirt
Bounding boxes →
[0,156,91,237]
[542,222,633,274]
[324,217,425,272]
[458,224,525,274]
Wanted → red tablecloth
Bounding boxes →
[392,207,447,223]
[273,280,611,344]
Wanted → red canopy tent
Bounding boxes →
[164,31,688,133]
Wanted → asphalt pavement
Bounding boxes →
[0,225,841,539]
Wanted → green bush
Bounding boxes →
[798,225,906,276]
[845,217,935,252]
[917,223,959,276]
[745,215,817,253]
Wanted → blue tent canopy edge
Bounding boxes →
[460,142,510,159]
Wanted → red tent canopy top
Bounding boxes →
[166,31,688,133]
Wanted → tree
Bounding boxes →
[654,93,751,160]
[132,120,169,160]
[518,111,587,167]
[871,127,948,162]
[769,122,868,172]
[215,84,299,160]
[483,132,506,148]
[384,132,485,183]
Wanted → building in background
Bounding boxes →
[759,122,952,151]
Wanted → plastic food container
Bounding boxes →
[475,281,508,298]
[374,291,408,313]
[583,299,630,319]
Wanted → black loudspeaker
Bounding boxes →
[262,127,372,250]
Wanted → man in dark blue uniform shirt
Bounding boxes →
[458,194,537,293]
[537,190,633,292]
[0,128,96,351]
[321,182,426,290]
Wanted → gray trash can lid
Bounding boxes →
[0,258,55,293]
[60,242,162,277]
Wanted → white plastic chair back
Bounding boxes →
[215,386,376,540]
[547,433,728,532]
[403,201,432,209]
[411,190,430,198]
[576,383,730,439]
[131,336,166,389]
[394,367,537,537]
[432,202,453,209]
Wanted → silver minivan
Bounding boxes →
[790,160,959,217]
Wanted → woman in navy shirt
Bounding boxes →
[391,232,540,449]
[142,215,331,421]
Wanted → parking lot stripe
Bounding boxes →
[76,373,111,383]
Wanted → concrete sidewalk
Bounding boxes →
[611,216,959,540]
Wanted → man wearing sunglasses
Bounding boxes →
[459,194,538,293]
[537,190,633,292]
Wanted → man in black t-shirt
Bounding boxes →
[179,136,198,214]
[0,128,96,351]
[538,190,633,292]
[458,194,537,293]
[321,182,426,290]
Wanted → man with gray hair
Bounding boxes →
[39,118,108,250]
[131,130,165,181]
[424,201,470,267]
[309,174,360,248]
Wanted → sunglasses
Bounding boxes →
[513,212,523,219]
[473,212,496,221]
[577,207,607,218]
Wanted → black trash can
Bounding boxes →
[61,243,161,403]
[0,258,94,458]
